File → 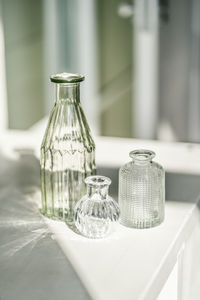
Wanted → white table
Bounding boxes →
[0,129,200,300]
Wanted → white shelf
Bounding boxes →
[1,128,200,299]
[46,201,198,300]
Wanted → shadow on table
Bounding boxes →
[0,149,91,300]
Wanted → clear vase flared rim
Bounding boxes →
[85,175,111,186]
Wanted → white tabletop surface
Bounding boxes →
[46,200,199,300]
[1,129,200,300]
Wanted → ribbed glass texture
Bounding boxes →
[74,176,120,238]
[119,150,165,229]
[40,76,96,223]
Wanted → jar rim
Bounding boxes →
[129,149,155,161]
[85,175,111,186]
[50,72,85,83]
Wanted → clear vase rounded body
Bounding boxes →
[40,73,96,223]
[74,176,120,238]
[119,150,165,229]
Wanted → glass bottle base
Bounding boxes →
[120,217,164,229]
[41,208,74,224]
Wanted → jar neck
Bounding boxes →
[55,83,80,103]
[87,185,109,200]
[133,159,152,166]
[85,176,111,201]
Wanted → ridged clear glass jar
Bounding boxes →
[119,150,165,229]
[74,176,120,238]
[40,73,96,223]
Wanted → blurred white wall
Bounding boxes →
[133,0,159,139]
[0,0,8,131]
[43,0,99,134]
[159,0,200,142]
[1,0,200,141]
[2,0,44,129]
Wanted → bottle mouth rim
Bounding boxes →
[85,175,111,187]
[129,149,155,161]
[50,72,85,83]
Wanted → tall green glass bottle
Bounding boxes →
[40,73,96,223]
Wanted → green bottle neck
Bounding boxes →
[55,83,80,103]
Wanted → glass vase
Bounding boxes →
[40,73,96,223]
[74,176,120,238]
[119,150,165,228]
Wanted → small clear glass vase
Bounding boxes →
[119,150,165,229]
[40,73,96,223]
[74,176,120,238]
